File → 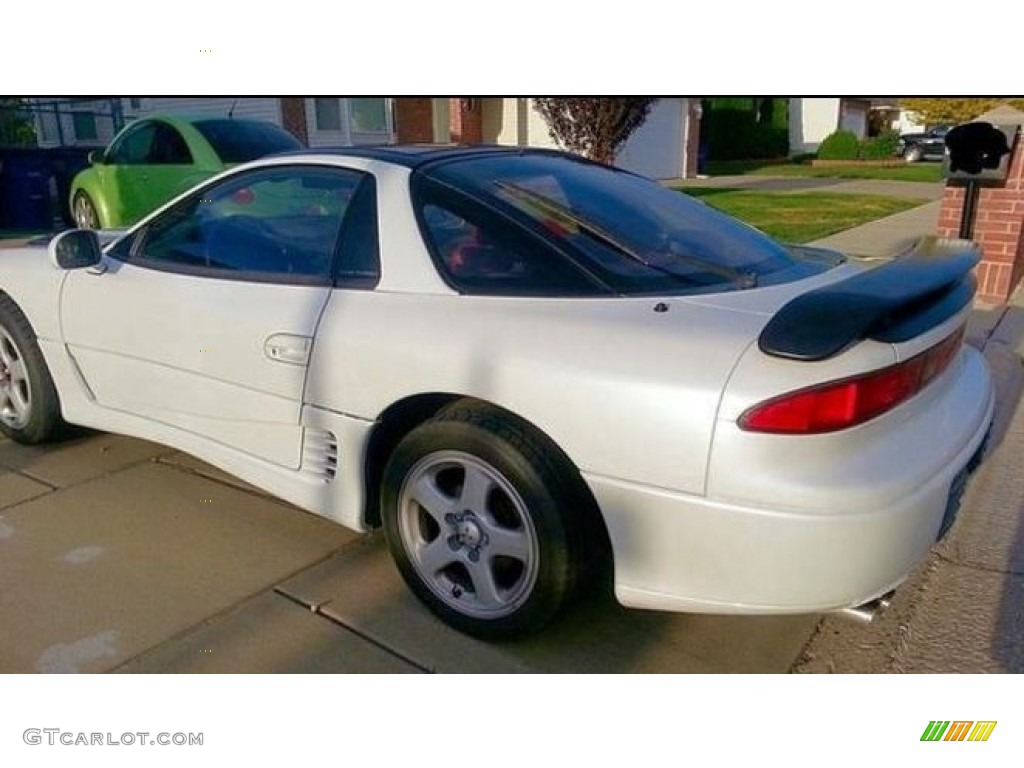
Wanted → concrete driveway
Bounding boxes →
[0,430,818,673]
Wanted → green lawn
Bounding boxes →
[677,188,923,243]
[704,160,943,183]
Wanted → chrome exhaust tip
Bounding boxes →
[832,591,895,624]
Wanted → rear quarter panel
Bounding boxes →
[707,304,990,513]
[306,290,764,495]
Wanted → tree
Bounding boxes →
[533,98,656,164]
[0,98,37,146]
[900,98,1024,126]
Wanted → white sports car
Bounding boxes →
[0,146,993,639]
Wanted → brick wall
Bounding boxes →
[449,98,483,144]
[280,98,308,145]
[395,98,434,144]
[937,131,1024,302]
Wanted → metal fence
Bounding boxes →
[0,98,126,149]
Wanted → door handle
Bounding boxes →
[263,334,311,365]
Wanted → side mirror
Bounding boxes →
[87,149,105,165]
[49,230,103,270]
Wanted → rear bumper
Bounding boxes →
[586,347,994,614]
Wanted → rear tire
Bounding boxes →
[73,191,101,230]
[0,295,65,444]
[381,401,597,639]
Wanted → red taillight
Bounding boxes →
[739,329,964,434]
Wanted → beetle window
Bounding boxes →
[192,119,303,163]
[107,122,156,165]
[147,123,193,165]
[133,166,364,285]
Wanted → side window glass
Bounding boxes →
[335,176,380,288]
[136,166,363,282]
[148,124,193,165]
[108,123,156,165]
[416,185,600,297]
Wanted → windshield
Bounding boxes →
[425,154,834,295]
[193,119,302,164]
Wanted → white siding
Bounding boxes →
[32,99,118,148]
[789,97,841,154]
[525,99,560,148]
[480,98,691,178]
[139,98,281,124]
[432,98,451,143]
[894,111,925,134]
[615,98,686,179]
[304,98,395,148]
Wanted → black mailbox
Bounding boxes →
[942,121,1016,181]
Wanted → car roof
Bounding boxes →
[133,113,286,129]
[273,144,573,169]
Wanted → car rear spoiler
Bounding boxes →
[759,238,980,361]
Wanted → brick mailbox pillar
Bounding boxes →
[937,106,1024,303]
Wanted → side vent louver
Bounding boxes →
[302,429,338,482]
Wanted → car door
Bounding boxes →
[109,120,159,224]
[133,121,199,217]
[60,163,369,469]
[925,127,948,157]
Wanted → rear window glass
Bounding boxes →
[425,154,833,296]
[193,119,302,163]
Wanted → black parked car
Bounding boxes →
[896,125,949,163]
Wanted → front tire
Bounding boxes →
[903,145,923,163]
[72,191,101,230]
[0,295,64,444]
[381,402,589,640]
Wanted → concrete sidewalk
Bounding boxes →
[810,200,942,259]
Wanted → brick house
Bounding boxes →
[392,98,702,179]
[33,97,702,180]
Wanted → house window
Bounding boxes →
[38,110,58,143]
[350,98,390,134]
[314,98,343,131]
[72,112,98,141]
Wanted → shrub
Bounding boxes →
[704,106,789,161]
[859,129,901,160]
[816,130,860,160]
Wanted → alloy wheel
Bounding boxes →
[396,450,540,619]
[0,327,32,429]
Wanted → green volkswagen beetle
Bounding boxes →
[69,114,303,229]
